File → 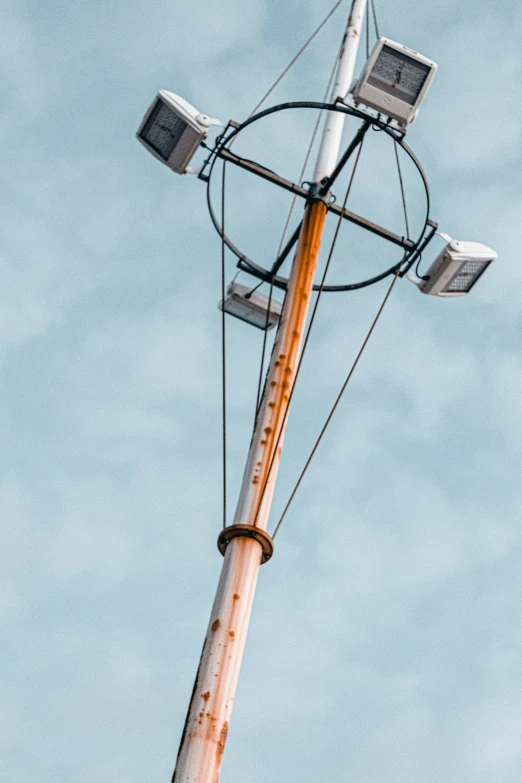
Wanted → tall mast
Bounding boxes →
[172,3,368,781]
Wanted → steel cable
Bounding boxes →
[253,45,342,419]
[247,0,346,120]
[272,256,405,538]
[365,1,370,58]
[371,0,380,40]
[252,139,366,528]
[221,162,228,528]
[394,139,410,241]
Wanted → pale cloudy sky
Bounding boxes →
[1,0,522,781]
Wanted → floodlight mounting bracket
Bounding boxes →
[185,164,205,175]
[435,231,463,251]
[196,113,224,129]
[200,101,438,292]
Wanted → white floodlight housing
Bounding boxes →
[352,38,437,126]
[137,90,221,174]
[419,237,497,297]
[218,282,282,330]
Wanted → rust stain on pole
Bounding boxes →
[172,636,208,783]
[248,199,328,520]
[216,722,228,759]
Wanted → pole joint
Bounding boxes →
[217,524,274,564]
[305,181,330,205]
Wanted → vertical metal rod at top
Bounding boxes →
[171,3,368,781]
[314,0,369,185]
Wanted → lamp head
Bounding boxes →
[136,90,220,174]
[352,37,437,126]
[419,238,497,297]
[218,282,282,330]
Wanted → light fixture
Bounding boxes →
[218,282,283,330]
[409,234,497,297]
[351,37,437,126]
[136,90,222,174]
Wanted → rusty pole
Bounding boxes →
[172,4,367,782]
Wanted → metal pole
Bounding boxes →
[314,0,369,184]
[172,5,367,781]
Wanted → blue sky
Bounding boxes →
[2,0,522,781]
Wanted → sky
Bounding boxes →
[1,0,522,781]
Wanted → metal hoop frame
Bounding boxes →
[200,101,438,292]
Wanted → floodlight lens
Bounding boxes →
[224,298,276,329]
[369,45,431,105]
[442,259,492,294]
[219,282,282,330]
[139,99,187,162]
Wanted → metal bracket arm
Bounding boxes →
[216,147,415,251]
[319,119,372,196]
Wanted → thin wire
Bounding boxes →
[252,139,366,527]
[365,2,370,59]
[273,43,340,257]
[253,47,341,419]
[254,281,275,417]
[415,252,425,279]
[221,161,228,529]
[247,0,346,119]
[371,0,380,39]
[273,258,405,538]
[245,279,263,297]
[394,139,410,240]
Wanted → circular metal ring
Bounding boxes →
[205,101,432,292]
[217,524,274,564]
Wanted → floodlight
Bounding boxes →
[218,282,283,330]
[136,90,222,174]
[414,235,497,297]
[352,38,437,125]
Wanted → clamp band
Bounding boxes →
[217,524,274,564]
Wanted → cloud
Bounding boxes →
[1,1,521,781]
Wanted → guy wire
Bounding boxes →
[221,161,228,529]
[272,255,405,538]
[394,139,410,240]
[252,139,366,528]
[253,43,342,420]
[371,0,380,40]
[248,0,346,120]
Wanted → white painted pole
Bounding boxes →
[172,536,264,783]
[313,0,369,184]
[172,5,367,781]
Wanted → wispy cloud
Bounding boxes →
[1,0,521,781]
